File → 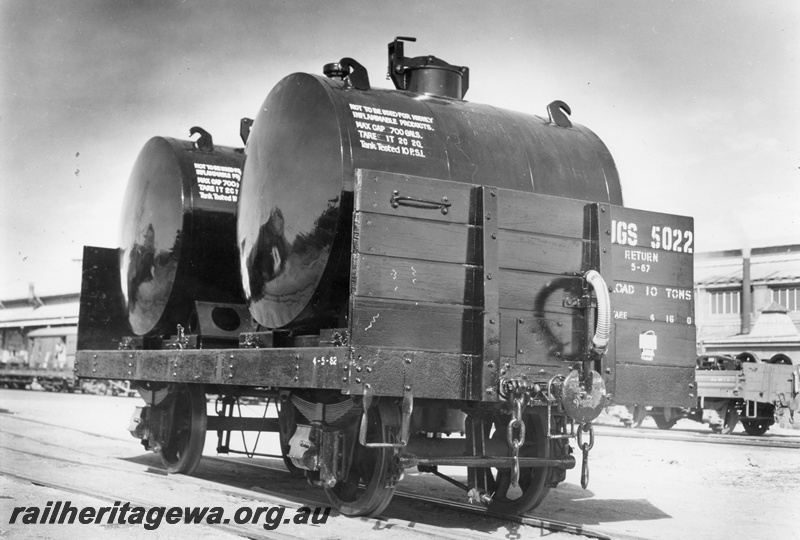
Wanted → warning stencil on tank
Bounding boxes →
[194,163,242,203]
[348,103,433,158]
[639,331,657,361]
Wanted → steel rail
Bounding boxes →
[0,445,496,540]
[0,462,299,540]
[4,403,797,450]
[594,425,800,449]
[210,456,617,540]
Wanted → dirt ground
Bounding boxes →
[1,389,799,540]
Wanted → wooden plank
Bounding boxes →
[695,370,744,399]
[76,347,349,390]
[613,364,696,407]
[504,309,585,365]
[496,188,588,238]
[355,169,476,224]
[165,353,219,382]
[402,351,475,400]
[77,246,131,351]
[609,206,694,253]
[498,231,586,274]
[354,212,477,265]
[350,349,406,397]
[350,297,479,354]
[611,281,694,325]
[614,320,697,368]
[610,245,694,287]
[743,363,796,402]
[498,270,583,314]
[607,205,694,288]
[353,254,478,306]
[350,347,476,399]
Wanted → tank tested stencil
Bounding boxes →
[348,103,432,158]
[194,163,242,203]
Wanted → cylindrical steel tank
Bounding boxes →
[238,68,622,330]
[119,136,244,335]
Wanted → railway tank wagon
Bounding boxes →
[76,39,698,517]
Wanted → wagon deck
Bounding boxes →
[77,169,695,408]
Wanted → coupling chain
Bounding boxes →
[506,395,526,487]
[576,422,594,489]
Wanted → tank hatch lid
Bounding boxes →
[388,36,469,100]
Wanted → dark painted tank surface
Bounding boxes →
[238,72,622,330]
[119,137,244,335]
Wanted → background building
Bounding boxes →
[3,244,800,365]
[0,286,79,368]
[695,244,800,360]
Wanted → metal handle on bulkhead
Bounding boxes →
[584,270,611,356]
[390,190,451,214]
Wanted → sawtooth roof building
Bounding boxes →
[695,244,800,362]
[2,244,800,363]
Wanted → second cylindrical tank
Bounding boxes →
[119,135,245,335]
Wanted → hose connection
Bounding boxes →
[584,270,611,357]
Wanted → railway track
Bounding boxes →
[1,413,603,540]
[218,456,621,540]
[4,403,798,450]
[5,393,799,540]
[1,460,296,540]
[0,438,489,540]
[593,424,800,449]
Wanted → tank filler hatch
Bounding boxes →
[388,37,470,100]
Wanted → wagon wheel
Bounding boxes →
[652,407,679,430]
[711,403,738,435]
[160,384,207,474]
[741,419,771,436]
[324,398,400,517]
[766,354,793,365]
[631,405,647,428]
[470,413,550,515]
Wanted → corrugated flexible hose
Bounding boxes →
[584,270,611,355]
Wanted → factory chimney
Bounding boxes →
[27,283,44,309]
[741,249,752,334]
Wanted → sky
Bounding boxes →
[1,0,798,299]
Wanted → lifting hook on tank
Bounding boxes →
[547,101,573,129]
[189,126,214,152]
[323,58,370,90]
